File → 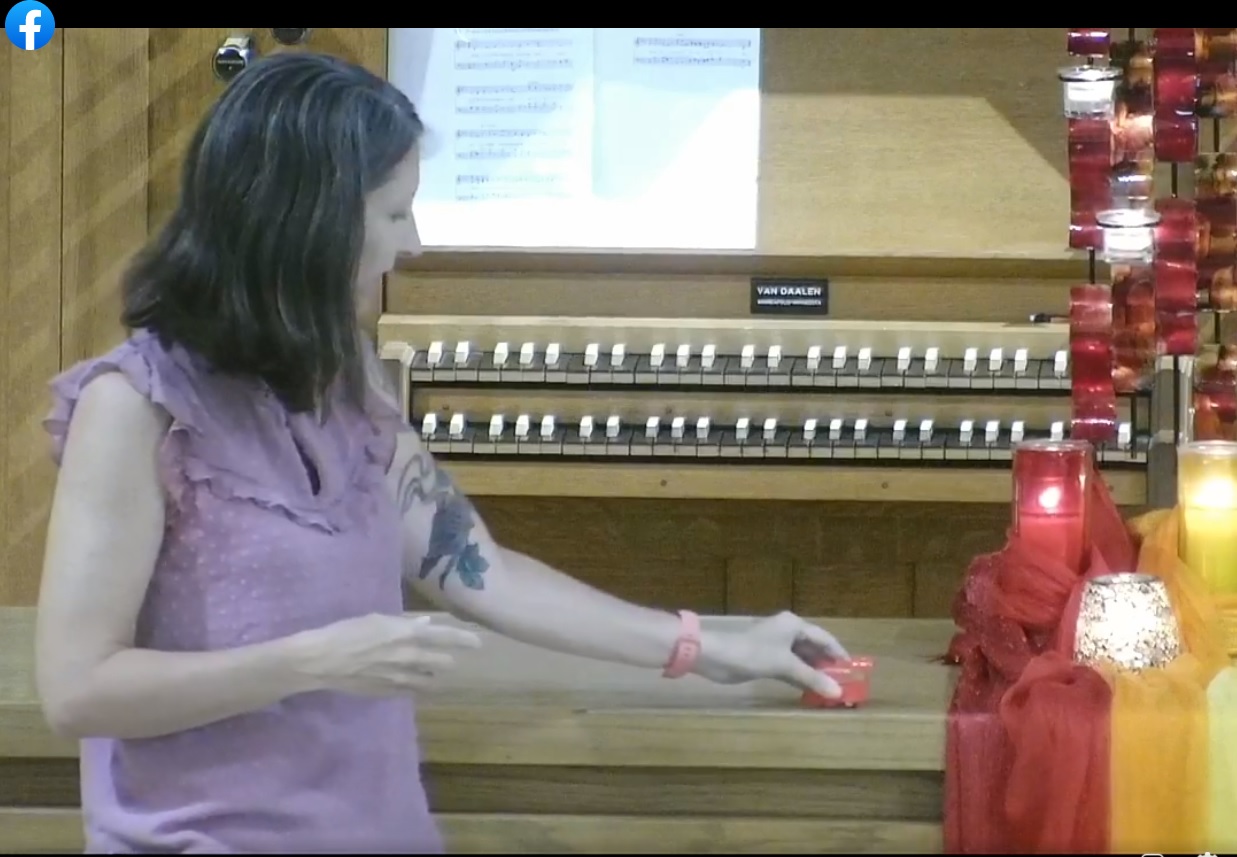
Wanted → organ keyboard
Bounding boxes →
[376,316,1153,503]
[396,338,1072,392]
[415,412,1148,467]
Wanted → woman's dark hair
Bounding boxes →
[122,51,424,413]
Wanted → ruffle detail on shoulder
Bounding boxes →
[44,333,197,467]
[45,332,392,535]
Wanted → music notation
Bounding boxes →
[391,27,762,250]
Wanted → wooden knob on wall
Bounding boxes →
[271,28,312,45]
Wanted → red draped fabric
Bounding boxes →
[944,477,1136,853]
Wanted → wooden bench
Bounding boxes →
[0,608,954,853]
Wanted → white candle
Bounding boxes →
[1059,66,1121,119]
[1097,208,1162,264]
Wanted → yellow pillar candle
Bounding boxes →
[1178,440,1237,595]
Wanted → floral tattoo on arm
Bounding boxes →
[393,450,490,591]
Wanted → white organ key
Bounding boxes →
[735,417,751,442]
[1050,421,1065,441]
[832,346,848,371]
[579,415,595,441]
[896,346,913,373]
[857,347,873,372]
[540,415,556,439]
[650,343,666,369]
[984,420,1000,446]
[1010,420,1026,444]
[1117,422,1132,449]
[492,342,510,367]
[519,342,536,366]
[420,413,438,437]
[454,341,471,365]
[963,347,979,374]
[605,415,622,439]
[806,345,823,372]
[610,343,626,368]
[676,343,692,369]
[766,345,783,371]
[853,418,869,442]
[545,342,562,367]
[892,419,908,443]
[449,413,467,440]
[427,341,444,366]
[918,419,934,444]
[695,416,711,441]
[701,344,717,370]
[584,343,600,368]
[762,417,779,442]
[645,416,661,439]
[803,418,819,443]
[1013,348,1029,375]
[828,418,844,442]
[670,416,686,440]
[514,414,531,440]
[1054,350,1069,378]
[924,347,941,374]
[988,348,1004,373]
[488,414,505,439]
[740,344,756,369]
[959,419,975,445]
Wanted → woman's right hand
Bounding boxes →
[291,613,483,696]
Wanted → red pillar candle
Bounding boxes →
[1012,439,1094,571]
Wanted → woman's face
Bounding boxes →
[356,148,422,321]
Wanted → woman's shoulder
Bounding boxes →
[45,330,223,466]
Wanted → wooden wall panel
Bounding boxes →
[471,498,1013,619]
[757,27,1066,259]
[147,29,234,230]
[385,259,1083,322]
[0,40,64,607]
[60,29,150,366]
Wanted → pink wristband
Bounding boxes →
[662,610,701,679]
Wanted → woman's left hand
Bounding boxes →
[694,611,851,699]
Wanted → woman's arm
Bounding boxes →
[36,373,317,740]
[388,429,846,693]
[389,436,682,670]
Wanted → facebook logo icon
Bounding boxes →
[5,1,55,51]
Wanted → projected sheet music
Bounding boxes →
[389,27,762,251]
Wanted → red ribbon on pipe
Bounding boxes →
[1111,267,1156,393]
[1068,119,1114,250]
[1153,199,1201,357]
[1069,285,1117,443]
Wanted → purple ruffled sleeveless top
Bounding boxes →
[44,330,442,854]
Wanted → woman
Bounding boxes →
[36,51,849,854]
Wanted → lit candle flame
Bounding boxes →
[1038,485,1063,511]
[1189,477,1237,510]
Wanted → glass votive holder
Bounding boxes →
[1074,573,1183,671]
[1059,66,1122,119]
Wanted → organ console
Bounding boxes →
[377,317,1155,505]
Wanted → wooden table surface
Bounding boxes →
[0,607,957,770]
[0,607,958,854]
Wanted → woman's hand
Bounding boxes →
[693,611,851,699]
[291,614,483,697]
